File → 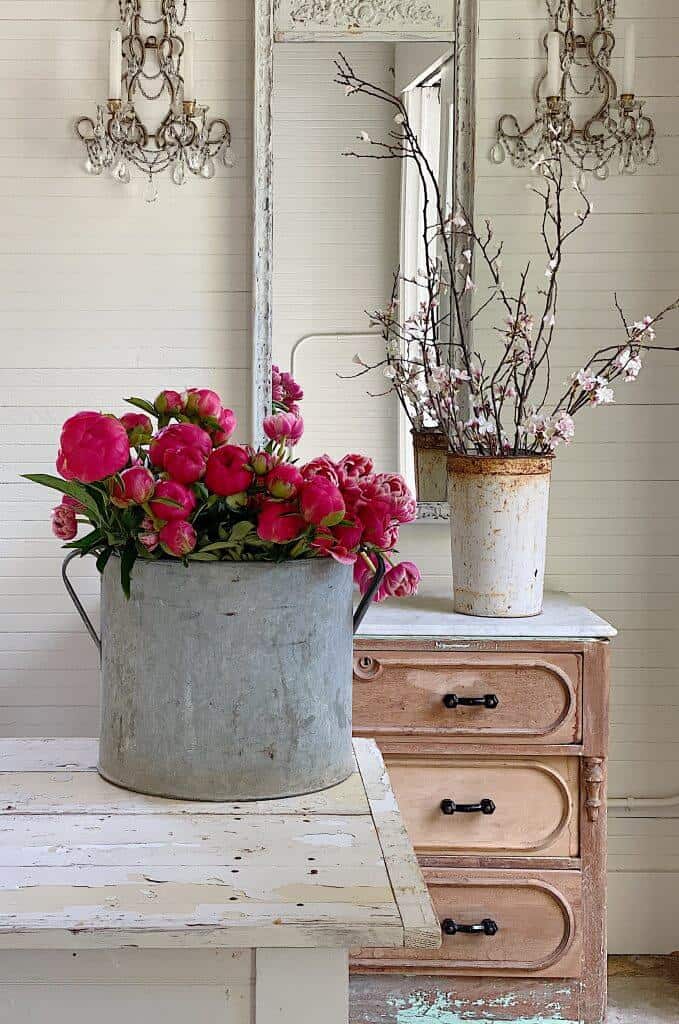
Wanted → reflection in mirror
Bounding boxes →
[272,41,454,499]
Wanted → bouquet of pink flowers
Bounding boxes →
[25,371,420,601]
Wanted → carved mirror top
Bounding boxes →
[274,0,454,39]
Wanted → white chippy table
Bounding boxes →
[0,737,439,1024]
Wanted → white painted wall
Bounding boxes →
[0,0,252,734]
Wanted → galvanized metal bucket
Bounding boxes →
[63,555,384,801]
[447,455,552,618]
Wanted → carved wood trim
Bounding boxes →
[583,756,605,822]
[288,0,443,29]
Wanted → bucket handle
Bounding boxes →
[64,548,384,649]
[353,553,386,634]
[62,551,102,656]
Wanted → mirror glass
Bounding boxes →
[271,40,454,499]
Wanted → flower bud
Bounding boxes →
[159,519,197,557]
[154,390,185,417]
[120,412,153,447]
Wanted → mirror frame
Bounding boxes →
[251,0,479,519]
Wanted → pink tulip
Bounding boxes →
[51,502,77,541]
[184,388,222,421]
[311,519,362,564]
[300,477,345,528]
[211,408,237,445]
[154,390,185,417]
[338,453,374,480]
[159,519,197,557]
[205,444,254,496]
[149,480,197,522]
[120,412,153,446]
[56,411,130,483]
[301,455,340,487]
[110,465,156,508]
[376,561,421,602]
[257,501,306,544]
[263,411,304,446]
[266,464,303,500]
[61,494,86,514]
[149,423,212,469]
[353,557,375,596]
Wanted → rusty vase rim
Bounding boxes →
[411,427,449,451]
[446,454,554,476]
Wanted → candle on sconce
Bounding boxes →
[183,30,196,102]
[546,32,562,98]
[623,22,636,95]
[109,28,122,101]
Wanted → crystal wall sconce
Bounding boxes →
[492,1,658,181]
[75,1,233,201]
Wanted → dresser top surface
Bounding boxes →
[357,586,617,640]
[0,738,439,953]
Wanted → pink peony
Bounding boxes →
[376,561,421,602]
[257,500,306,544]
[266,463,303,499]
[355,499,393,548]
[120,412,153,446]
[250,449,276,476]
[51,502,77,540]
[139,529,160,552]
[154,390,185,416]
[159,519,197,557]
[300,477,345,528]
[301,455,340,486]
[184,388,222,421]
[56,411,130,483]
[263,411,304,446]
[149,423,212,469]
[338,453,374,480]
[205,444,254,496]
[372,472,417,523]
[111,466,155,508]
[61,494,86,514]
[312,519,363,564]
[211,408,237,446]
[149,480,197,522]
[164,446,208,485]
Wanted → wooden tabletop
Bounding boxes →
[0,737,439,953]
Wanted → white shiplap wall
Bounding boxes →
[0,0,252,735]
[396,0,679,952]
[272,42,401,471]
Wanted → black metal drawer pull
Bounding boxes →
[443,693,499,709]
[442,918,498,937]
[440,797,496,815]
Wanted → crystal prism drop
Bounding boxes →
[221,146,235,168]
[118,162,131,184]
[647,145,659,166]
[144,177,159,204]
[490,142,506,165]
[594,162,609,181]
[84,157,95,175]
[201,158,216,180]
[172,159,187,186]
[577,170,588,191]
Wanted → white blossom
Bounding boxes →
[383,365,397,380]
[464,275,477,293]
[360,131,372,143]
[593,383,614,405]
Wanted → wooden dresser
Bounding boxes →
[351,588,616,1024]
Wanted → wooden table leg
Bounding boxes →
[255,949,349,1023]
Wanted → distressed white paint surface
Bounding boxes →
[0,738,438,953]
[356,585,616,639]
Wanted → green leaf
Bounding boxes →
[120,545,137,600]
[229,520,256,542]
[187,551,220,562]
[150,496,182,509]
[64,528,104,554]
[125,396,157,417]
[22,474,100,519]
[96,547,113,574]
[195,540,240,554]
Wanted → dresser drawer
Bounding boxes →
[353,651,581,744]
[384,755,579,857]
[353,869,582,977]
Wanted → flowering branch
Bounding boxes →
[337,54,679,456]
